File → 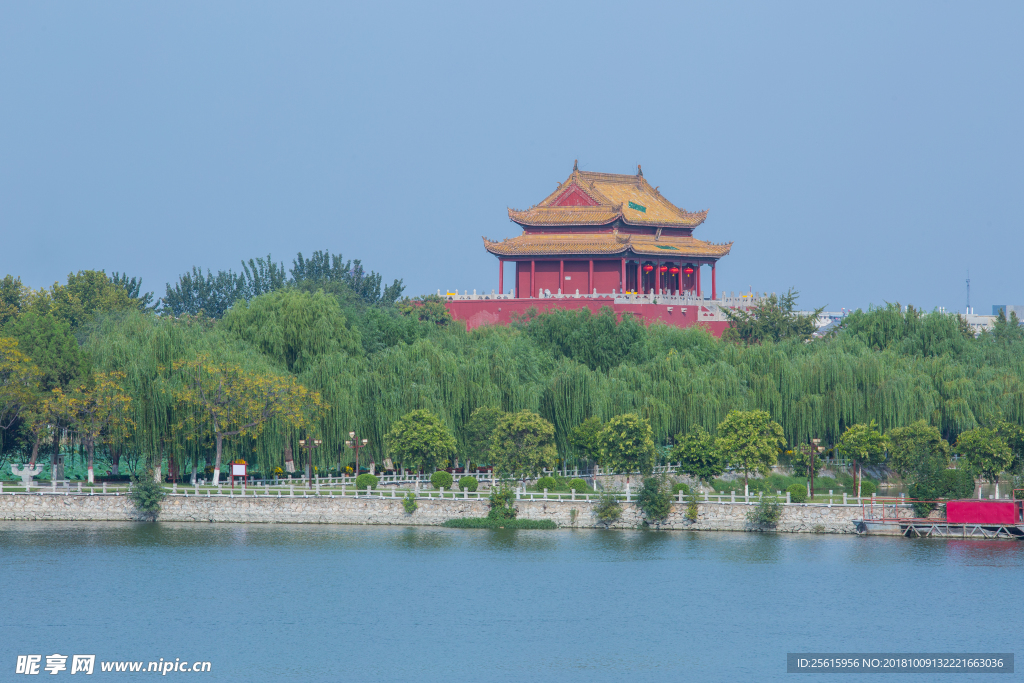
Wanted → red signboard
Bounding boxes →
[946,500,1020,525]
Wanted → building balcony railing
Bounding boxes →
[441,288,772,309]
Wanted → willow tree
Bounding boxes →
[173,355,324,484]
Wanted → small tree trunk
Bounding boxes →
[86,438,95,484]
[51,431,62,481]
[212,434,223,485]
[29,438,40,467]
[110,445,121,475]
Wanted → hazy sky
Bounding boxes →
[2,2,1021,314]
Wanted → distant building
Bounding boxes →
[992,304,1024,319]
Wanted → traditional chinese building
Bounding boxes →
[445,163,752,335]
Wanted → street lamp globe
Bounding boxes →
[349,431,355,439]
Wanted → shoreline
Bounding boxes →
[0,492,904,534]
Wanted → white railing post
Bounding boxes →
[786,491,791,504]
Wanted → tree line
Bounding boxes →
[2,253,1023,495]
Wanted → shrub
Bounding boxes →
[457,476,478,492]
[636,477,671,522]
[685,492,699,521]
[787,484,807,503]
[536,475,558,491]
[671,482,691,496]
[568,478,590,494]
[746,496,783,527]
[431,470,453,491]
[857,480,877,496]
[487,484,517,520]
[402,490,418,514]
[594,490,622,526]
[129,468,166,520]
[354,473,379,491]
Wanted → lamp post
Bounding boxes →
[298,437,322,489]
[344,431,369,479]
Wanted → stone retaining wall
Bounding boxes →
[0,492,907,533]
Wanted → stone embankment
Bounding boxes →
[0,492,910,533]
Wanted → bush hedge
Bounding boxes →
[354,473,379,491]
[787,484,807,503]
[457,476,478,492]
[671,482,691,495]
[536,475,558,491]
[442,518,556,529]
[568,478,590,493]
[431,471,453,490]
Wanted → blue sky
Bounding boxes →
[2,2,1021,313]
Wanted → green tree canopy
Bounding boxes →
[569,416,604,463]
[49,270,142,330]
[488,410,558,478]
[955,427,1012,483]
[463,406,504,463]
[597,413,656,478]
[722,289,822,344]
[886,420,950,478]
[671,426,723,482]
[173,355,323,484]
[222,288,362,373]
[0,336,39,432]
[716,409,785,486]
[385,409,457,473]
[839,421,888,495]
[4,311,87,390]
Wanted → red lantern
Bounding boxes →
[659,265,668,273]
[669,267,680,275]
[683,267,694,275]
[642,264,654,273]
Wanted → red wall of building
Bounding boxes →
[562,260,589,294]
[446,298,731,336]
[594,260,621,294]
[534,261,559,297]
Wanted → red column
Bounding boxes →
[636,262,642,293]
[696,263,702,298]
[499,260,504,295]
[656,259,662,294]
[559,260,564,294]
[588,259,594,295]
[711,263,717,300]
[530,260,535,298]
[620,259,625,294]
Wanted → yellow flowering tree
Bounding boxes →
[0,336,40,434]
[173,356,324,484]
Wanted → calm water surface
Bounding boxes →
[1,522,1020,682]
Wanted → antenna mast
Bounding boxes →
[965,270,971,315]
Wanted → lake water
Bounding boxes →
[1,522,1020,682]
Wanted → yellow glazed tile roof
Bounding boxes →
[508,166,708,228]
[483,233,732,259]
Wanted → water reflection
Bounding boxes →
[1,521,1021,683]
